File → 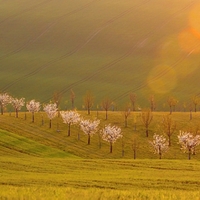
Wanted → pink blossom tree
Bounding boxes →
[178,131,200,160]
[43,103,58,128]
[11,97,25,118]
[101,124,122,153]
[0,93,11,115]
[60,110,80,136]
[149,134,169,159]
[26,99,40,122]
[80,119,100,145]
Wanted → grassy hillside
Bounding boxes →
[0,111,200,159]
[1,0,200,110]
[0,157,200,199]
[0,111,200,199]
[0,128,78,158]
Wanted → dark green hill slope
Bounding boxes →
[1,0,200,110]
[0,128,78,158]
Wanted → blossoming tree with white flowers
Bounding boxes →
[0,93,11,115]
[101,124,122,153]
[149,134,169,159]
[11,97,25,118]
[80,119,100,145]
[26,99,40,122]
[43,103,58,128]
[60,110,80,136]
[178,131,200,160]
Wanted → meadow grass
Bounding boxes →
[0,111,200,199]
[0,111,200,159]
[0,157,199,199]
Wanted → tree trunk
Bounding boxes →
[88,134,90,145]
[133,150,136,159]
[190,111,192,120]
[49,119,52,129]
[110,142,113,153]
[32,112,34,123]
[159,146,162,159]
[15,109,18,118]
[188,149,191,160]
[68,123,71,136]
[168,135,171,146]
[0,104,3,115]
[146,128,149,137]
[41,115,44,126]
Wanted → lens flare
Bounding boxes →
[147,65,177,94]
[178,28,200,54]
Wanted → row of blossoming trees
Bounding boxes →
[0,93,200,158]
[0,93,122,153]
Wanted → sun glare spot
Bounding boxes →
[147,65,177,94]
[178,28,200,54]
[189,3,200,35]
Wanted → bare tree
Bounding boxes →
[133,113,138,131]
[141,109,153,137]
[101,124,122,153]
[83,91,94,115]
[53,91,62,117]
[121,103,131,128]
[162,115,176,146]
[178,131,200,160]
[149,134,169,159]
[53,91,62,109]
[192,95,200,112]
[167,96,178,114]
[70,89,75,109]
[188,102,193,120]
[129,93,136,111]
[149,95,156,112]
[131,137,139,159]
[182,102,187,112]
[101,97,112,120]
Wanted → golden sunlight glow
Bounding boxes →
[189,3,200,35]
[147,65,177,94]
[178,28,200,54]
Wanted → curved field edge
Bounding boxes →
[0,128,79,158]
[0,158,199,199]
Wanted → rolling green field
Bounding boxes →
[1,111,200,159]
[1,1,200,199]
[0,110,200,199]
[0,157,200,199]
[1,0,200,110]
